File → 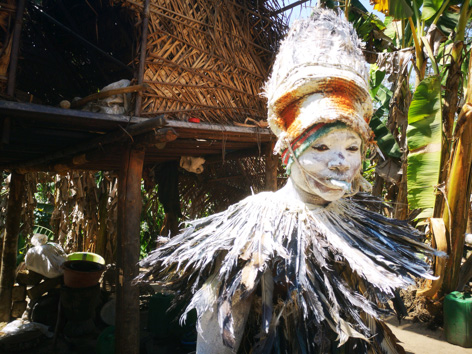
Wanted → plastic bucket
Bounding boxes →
[62,260,105,288]
[444,291,472,348]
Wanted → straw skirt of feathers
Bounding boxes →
[140,192,443,353]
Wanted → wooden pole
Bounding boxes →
[264,142,278,191]
[115,145,145,354]
[0,171,25,321]
[134,0,150,117]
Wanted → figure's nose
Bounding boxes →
[328,154,349,172]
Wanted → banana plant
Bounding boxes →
[363,0,472,296]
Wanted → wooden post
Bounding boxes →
[0,171,25,321]
[264,142,278,191]
[115,145,145,354]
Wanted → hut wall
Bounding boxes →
[119,0,287,123]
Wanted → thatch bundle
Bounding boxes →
[118,0,288,123]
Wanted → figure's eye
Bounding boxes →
[312,144,329,151]
[347,145,359,152]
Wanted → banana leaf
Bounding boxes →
[422,0,444,21]
[407,75,442,219]
[380,0,413,20]
[369,75,402,159]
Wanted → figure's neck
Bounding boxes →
[279,178,330,207]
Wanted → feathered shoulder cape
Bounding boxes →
[140,192,442,353]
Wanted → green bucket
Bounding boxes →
[96,326,115,354]
[444,291,472,348]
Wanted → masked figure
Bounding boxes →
[140,8,443,353]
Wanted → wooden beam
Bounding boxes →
[116,145,145,354]
[0,101,148,128]
[70,128,177,167]
[167,120,273,142]
[0,171,25,321]
[5,115,167,170]
[264,142,278,191]
[0,102,273,143]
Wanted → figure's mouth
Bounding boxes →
[327,179,352,193]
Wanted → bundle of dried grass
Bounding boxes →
[49,171,117,261]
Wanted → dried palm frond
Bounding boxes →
[140,192,443,352]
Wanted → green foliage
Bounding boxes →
[407,76,442,219]
[368,68,402,159]
[34,203,54,229]
[140,183,165,259]
[387,0,414,19]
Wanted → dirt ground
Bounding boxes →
[3,312,472,353]
[386,316,472,354]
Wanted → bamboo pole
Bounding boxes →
[264,142,278,191]
[135,0,150,117]
[115,145,145,354]
[0,171,25,321]
[70,84,147,109]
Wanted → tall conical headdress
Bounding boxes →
[264,8,374,155]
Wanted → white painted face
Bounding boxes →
[290,128,362,201]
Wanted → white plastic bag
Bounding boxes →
[24,234,67,278]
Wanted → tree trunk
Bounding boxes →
[115,145,145,354]
[0,171,25,321]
